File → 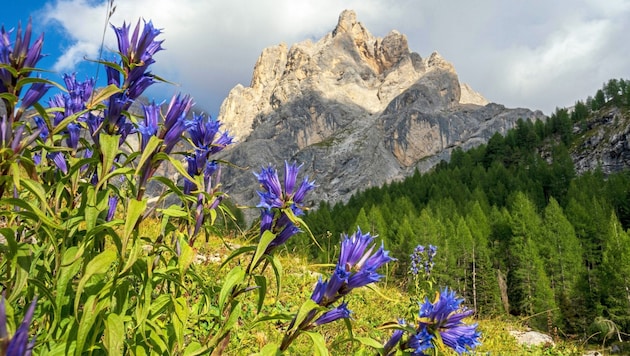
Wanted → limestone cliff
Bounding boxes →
[216,10,545,217]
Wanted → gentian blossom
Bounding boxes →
[385,287,481,355]
[417,287,480,354]
[281,228,394,352]
[313,302,351,326]
[253,162,315,256]
[409,244,437,279]
[0,294,38,356]
[0,19,44,94]
[314,228,394,307]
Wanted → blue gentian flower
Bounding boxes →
[314,228,394,307]
[417,288,480,354]
[19,81,50,113]
[49,152,68,175]
[0,294,38,356]
[0,19,44,92]
[313,302,351,326]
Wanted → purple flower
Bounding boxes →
[0,294,38,356]
[417,288,480,355]
[159,94,193,152]
[138,101,160,150]
[106,196,118,221]
[317,228,394,306]
[313,302,351,326]
[409,244,437,279]
[0,19,44,91]
[112,19,163,65]
[406,327,433,355]
[383,321,406,356]
[254,162,315,213]
[49,152,68,174]
[111,19,163,101]
[19,81,50,112]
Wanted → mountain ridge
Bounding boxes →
[216,10,544,218]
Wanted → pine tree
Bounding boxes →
[507,192,558,329]
[541,197,584,331]
[599,213,630,332]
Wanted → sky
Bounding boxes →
[2,0,629,116]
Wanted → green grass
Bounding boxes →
[184,232,592,356]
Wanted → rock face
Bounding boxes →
[572,107,630,175]
[217,10,545,217]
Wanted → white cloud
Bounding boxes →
[40,0,630,115]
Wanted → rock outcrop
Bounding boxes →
[216,10,544,218]
[572,107,630,175]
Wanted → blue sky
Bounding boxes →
[2,1,630,117]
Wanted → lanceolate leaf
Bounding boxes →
[75,249,117,315]
[218,266,245,311]
[104,313,125,355]
[250,230,276,272]
[304,331,330,356]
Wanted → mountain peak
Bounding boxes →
[215,10,540,219]
[333,9,358,36]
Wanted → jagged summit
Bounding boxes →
[219,9,474,142]
[216,10,543,218]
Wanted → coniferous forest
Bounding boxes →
[291,79,630,340]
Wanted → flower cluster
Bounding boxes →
[0,295,38,356]
[0,19,49,169]
[409,244,437,279]
[383,287,481,355]
[280,228,394,351]
[254,162,315,256]
[311,228,395,307]
[183,112,233,241]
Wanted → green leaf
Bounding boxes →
[254,275,267,314]
[250,230,276,272]
[104,313,125,355]
[53,247,82,331]
[266,254,283,297]
[75,294,107,356]
[352,336,384,350]
[1,198,61,229]
[158,205,188,218]
[123,198,147,247]
[157,153,196,185]
[20,178,53,215]
[149,294,172,318]
[135,136,162,175]
[256,343,281,356]
[87,84,122,109]
[218,266,245,311]
[75,249,117,315]
[120,238,141,275]
[173,297,189,351]
[8,248,31,303]
[303,331,330,356]
[220,245,256,269]
[178,234,194,275]
[289,299,320,334]
[98,133,121,183]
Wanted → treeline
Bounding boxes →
[288,80,630,339]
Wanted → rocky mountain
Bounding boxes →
[572,107,630,175]
[216,10,545,217]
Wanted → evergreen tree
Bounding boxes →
[466,202,502,316]
[541,198,584,332]
[506,192,558,329]
[599,213,630,332]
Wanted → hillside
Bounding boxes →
[295,89,630,346]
